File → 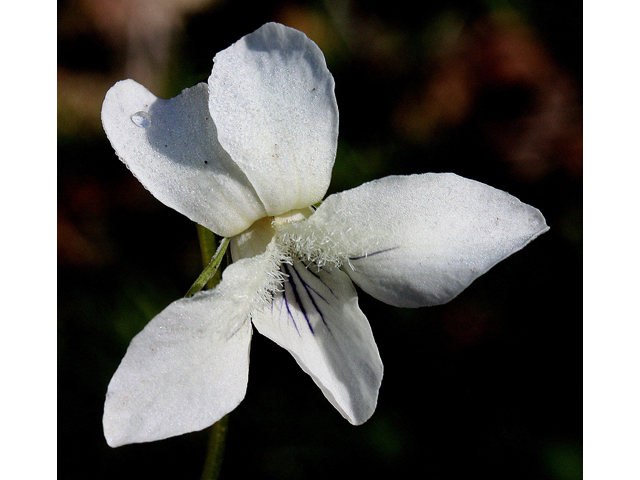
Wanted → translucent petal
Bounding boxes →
[251,260,383,424]
[304,173,549,307]
[102,257,266,447]
[208,22,338,216]
[101,79,267,237]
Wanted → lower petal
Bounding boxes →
[102,257,267,447]
[251,260,383,425]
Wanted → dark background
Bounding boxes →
[58,0,582,478]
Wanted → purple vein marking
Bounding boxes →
[299,260,336,299]
[349,246,400,261]
[290,263,330,332]
[281,279,301,335]
[296,265,329,304]
[283,264,315,335]
[227,317,249,340]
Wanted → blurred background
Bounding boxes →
[58,0,582,479]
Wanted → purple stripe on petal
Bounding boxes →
[281,276,301,336]
[290,263,329,332]
[349,246,400,261]
[283,264,315,335]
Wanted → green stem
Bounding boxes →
[200,414,229,480]
[192,225,231,480]
[197,224,218,270]
[185,236,230,298]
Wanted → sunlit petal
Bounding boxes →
[301,173,548,307]
[251,260,383,424]
[208,23,338,216]
[103,291,252,447]
[101,251,287,446]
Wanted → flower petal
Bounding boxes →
[251,260,383,425]
[101,79,267,237]
[102,257,264,447]
[303,173,549,307]
[208,22,338,215]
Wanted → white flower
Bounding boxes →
[101,22,548,448]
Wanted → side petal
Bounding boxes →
[101,79,267,237]
[208,22,338,216]
[251,260,383,425]
[302,173,549,307]
[103,256,269,447]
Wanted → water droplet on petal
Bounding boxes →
[131,111,151,128]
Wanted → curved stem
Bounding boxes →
[197,224,218,270]
[193,225,230,480]
[200,414,229,480]
[185,236,229,298]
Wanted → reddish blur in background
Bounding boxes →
[58,1,582,479]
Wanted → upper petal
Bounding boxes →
[208,23,338,215]
[251,260,383,425]
[102,255,273,447]
[300,173,549,307]
[101,79,267,237]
